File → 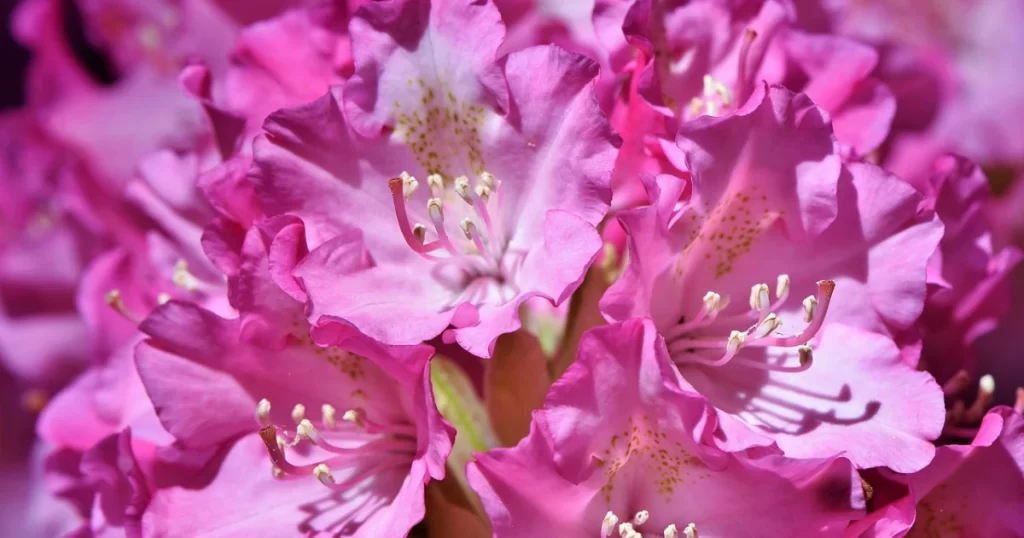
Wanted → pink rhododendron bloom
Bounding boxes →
[602,85,945,471]
[253,0,617,357]
[133,219,452,536]
[819,0,1024,168]
[912,157,1022,389]
[468,319,864,537]
[850,407,1024,537]
[626,0,894,156]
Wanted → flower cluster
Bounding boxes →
[2,0,1023,537]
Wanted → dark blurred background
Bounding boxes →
[0,0,28,109]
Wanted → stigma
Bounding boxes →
[664,276,835,374]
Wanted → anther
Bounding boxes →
[727,330,746,354]
[272,466,284,479]
[475,185,491,203]
[322,404,337,429]
[172,259,199,291]
[427,173,444,197]
[664,524,679,538]
[618,522,639,538]
[753,313,780,338]
[104,289,140,324]
[776,274,790,299]
[684,523,699,538]
[157,292,170,305]
[291,404,306,424]
[1015,387,1024,415]
[632,510,649,526]
[479,171,496,189]
[313,463,335,486]
[427,198,444,223]
[296,419,316,441]
[256,398,271,426]
[460,218,475,239]
[798,344,813,366]
[412,224,426,243]
[749,283,769,312]
[802,296,818,323]
[965,374,995,423]
[454,176,473,203]
[343,408,366,429]
[400,171,419,200]
[601,512,619,538]
[703,291,723,314]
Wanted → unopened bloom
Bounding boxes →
[602,85,945,471]
[253,0,617,356]
[468,319,864,537]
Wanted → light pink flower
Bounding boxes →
[468,319,864,537]
[601,85,946,472]
[253,0,617,357]
[849,407,1024,538]
[133,220,452,536]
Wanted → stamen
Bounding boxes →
[1015,387,1024,415]
[460,218,489,257]
[802,296,817,323]
[964,374,995,423]
[388,177,441,258]
[618,522,639,538]
[322,404,337,429]
[632,510,650,526]
[454,176,473,204]
[735,29,758,103]
[255,398,271,426]
[479,171,496,189]
[412,224,427,243]
[400,171,419,200]
[427,173,444,198]
[684,523,699,538]
[475,184,491,203]
[664,291,727,341]
[296,418,316,441]
[104,289,141,324]
[313,463,335,486]
[428,198,468,260]
[753,313,780,338]
[776,274,790,299]
[157,292,171,305]
[343,408,366,428]
[601,511,619,538]
[749,283,770,312]
[172,259,200,291]
[291,404,306,424]
[798,344,812,366]
[754,280,833,347]
[664,524,679,538]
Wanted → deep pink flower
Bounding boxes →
[849,407,1024,537]
[133,220,452,536]
[912,157,1023,390]
[253,0,617,357]
[626,0,894,157]
[468,319,864,537]
[601,85,945,472]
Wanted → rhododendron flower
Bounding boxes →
[602,85,945,471]
[626,0,894,156]
[468,319,864,537]
[253,0,617,357]
[850,406,1024,537]
[133,220,452,536]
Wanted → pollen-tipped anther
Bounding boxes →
[256,398,271,426]
[400,171,419,200]
[454,175,472,203]
[754,313,780,338]
[601,512,619,538]
[749,283,769,312]
[776,274,790,299]
[291,404,306,424]
[802,295,818,323]
[296,419,316,441]
[727,330,746,354]
[343,408,366,429]
[632,510,649,526]
[475,184,491,203]
[479,171,496,189]
[322,404,337,429]
[798,344,813,366]
[664,524,679,538]
[683,523,699,538]
[172,259,199,291]
[427,173,444,197]
[427,198,444,223]
[313,463,335,486]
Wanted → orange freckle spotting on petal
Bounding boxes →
[392,82,489,177]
